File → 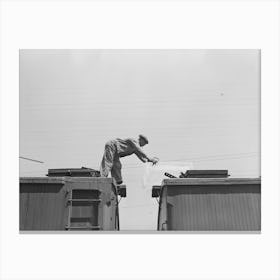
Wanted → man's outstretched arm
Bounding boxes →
[129,140,159,165]
[135,151,157,164]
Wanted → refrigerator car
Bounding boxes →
[20,168,126,231]
[152,170,261,231]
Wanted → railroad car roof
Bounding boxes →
[161,177,261,186]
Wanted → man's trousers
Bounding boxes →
[100,141,123,184]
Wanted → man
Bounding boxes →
[100,135,159,185]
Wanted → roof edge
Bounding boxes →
[161,177,261,186]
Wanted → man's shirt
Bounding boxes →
[112,138,148,162]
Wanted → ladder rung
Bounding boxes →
[68,199,101,202]
[65,225,100,230]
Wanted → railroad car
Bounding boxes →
[152,171,261,231]
[20,171,126,231]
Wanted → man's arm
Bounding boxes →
[128,139,158,164]
[134,150,150,163]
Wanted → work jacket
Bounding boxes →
[111,138,148,162]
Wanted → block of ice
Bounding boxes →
[142,161,194,189]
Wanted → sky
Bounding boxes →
[19,49,260,230]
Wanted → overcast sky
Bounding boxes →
[19,49,260,230]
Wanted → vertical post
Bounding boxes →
[66,189,73,230]
[97,189,103,230]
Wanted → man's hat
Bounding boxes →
[139,134,149,144]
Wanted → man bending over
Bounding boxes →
[100,135,159,184]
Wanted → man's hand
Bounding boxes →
[150,157,159,165]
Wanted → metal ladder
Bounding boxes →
[65,189,101,230]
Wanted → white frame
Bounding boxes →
[0,1,279,279]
